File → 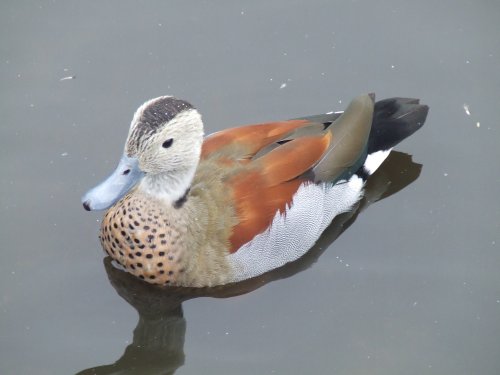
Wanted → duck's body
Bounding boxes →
[83,94,428,287]
[101,158,237,286]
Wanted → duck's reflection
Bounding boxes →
[76,151,421,375]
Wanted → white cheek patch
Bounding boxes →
[227,175,364,282]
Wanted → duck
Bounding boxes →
[82,94,428,287]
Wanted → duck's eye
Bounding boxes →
[123,169,130,175]
[162,138,174,148]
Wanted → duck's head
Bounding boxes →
[82,96,203,211]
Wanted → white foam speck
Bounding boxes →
[463,104,471,116]
[279,83,287,89]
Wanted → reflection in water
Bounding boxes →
[76,151,421,375]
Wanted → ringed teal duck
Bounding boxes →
[82,94,428,287]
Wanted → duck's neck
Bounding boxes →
[139,164,197,205]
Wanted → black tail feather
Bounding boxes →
[367,98,429,154]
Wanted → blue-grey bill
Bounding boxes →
[82,154,143,211]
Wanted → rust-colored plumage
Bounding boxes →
[202,120,333,252]
[201,119,309,159]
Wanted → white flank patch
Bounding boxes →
[363,149,392,175]
[226,176,364,282]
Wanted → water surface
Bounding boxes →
[1,1,499,374]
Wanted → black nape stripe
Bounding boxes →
[173,188,190,209]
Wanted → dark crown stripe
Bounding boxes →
[140,97,193,129]
[129,97,194,152]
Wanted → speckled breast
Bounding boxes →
[99,195,187,285]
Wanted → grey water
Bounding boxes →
[1,1,499,374]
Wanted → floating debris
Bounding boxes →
[279,83,287,89]
[60,75,76,81]
[463,104,471,116]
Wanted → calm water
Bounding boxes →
[1,1,499,374]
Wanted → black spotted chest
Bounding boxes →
[99,199,186,285]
